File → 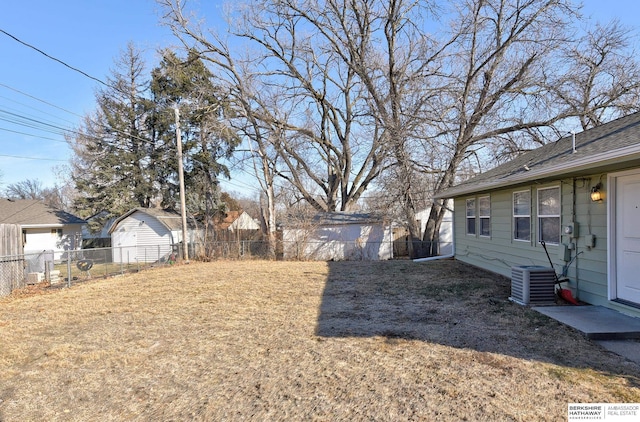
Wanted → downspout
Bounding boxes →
[571,178,579,300]
[573,177,579,300]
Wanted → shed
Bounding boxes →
[281,212,393,261]
[109,208,199,263]
[436,111,640,318]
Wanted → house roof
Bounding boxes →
[0,199,86,227]
[436,112,640,198]
[216,210,242,230]
[109,208,196,234]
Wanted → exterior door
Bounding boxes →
[616,173,640,304]
[114,227,137,263]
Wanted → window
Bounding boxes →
[51,228,63,238]
[513,191,531,241]
[466,198,476,235]
[538,186,560,244]
[479,196,490,237]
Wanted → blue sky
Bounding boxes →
[0,0,639,196]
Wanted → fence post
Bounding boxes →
[66,250,72,288]
[45,260,51,282]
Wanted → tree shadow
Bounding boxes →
[316,260,640,388]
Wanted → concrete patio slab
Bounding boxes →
[595,340,640,366]
[532,305,640,340]
[532,305,640,366]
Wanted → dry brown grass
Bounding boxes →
[0,259,638,421]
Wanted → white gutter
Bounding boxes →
[20,224,67,229]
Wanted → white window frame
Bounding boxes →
[537,186,561,245]
[513,190,531,242]
[466,198,476,236]
[479,195,491,237]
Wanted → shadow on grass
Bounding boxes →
[316,259,640,387]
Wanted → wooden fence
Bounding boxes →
[0,224,25,297]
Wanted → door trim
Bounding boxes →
[608,169,640,303]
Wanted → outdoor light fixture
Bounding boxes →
[590,183,603,202]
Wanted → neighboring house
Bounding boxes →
[281,212,394,261]
[436,112,640,318]
[215,210,260,232]
[0,198,85,261]
[213,210,261,242]
[81,211,116,248]
[109,208,200,263]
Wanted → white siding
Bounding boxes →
[283,223,393,260]
[24,225,82,261]
[111,211,173,263]
[229,212,260,231]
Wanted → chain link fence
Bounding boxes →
[0,245,181,297]
[0,254,25,297]
[1,238,451,297]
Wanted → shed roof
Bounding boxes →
[0,199,86,226]
[109,208,196,234]
[437,112,640,198]
[283,211,387,228]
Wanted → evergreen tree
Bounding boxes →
[70,45,238,242]
[150,49,239,239]
[70,43,169,225]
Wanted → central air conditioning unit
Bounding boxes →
[510,266,556,305]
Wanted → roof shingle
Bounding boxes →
[0,199,86,226]
[437,112,640,198]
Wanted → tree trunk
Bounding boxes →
[422,199,448,257]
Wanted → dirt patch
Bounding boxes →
[0,260,638,421]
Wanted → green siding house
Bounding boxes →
[437,112,640,318]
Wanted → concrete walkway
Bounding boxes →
[533,305,640,365]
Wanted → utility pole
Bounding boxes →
[175,107,189,261]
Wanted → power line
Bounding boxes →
[0,126,68,143]
[219,177,262,194]
[0,153,66,162]
[0,108,71,137]
[0,83,82,116]
[0,93,80,125]
[0,85,171,150]
[0,28,108,87]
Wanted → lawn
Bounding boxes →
[0,260,638,421]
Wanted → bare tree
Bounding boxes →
[3,179,45,200]
[551,20,640,130]
[414,0,583,256]
[160,0,388,209]
[2,178,73,211]
[160,0,640,259]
